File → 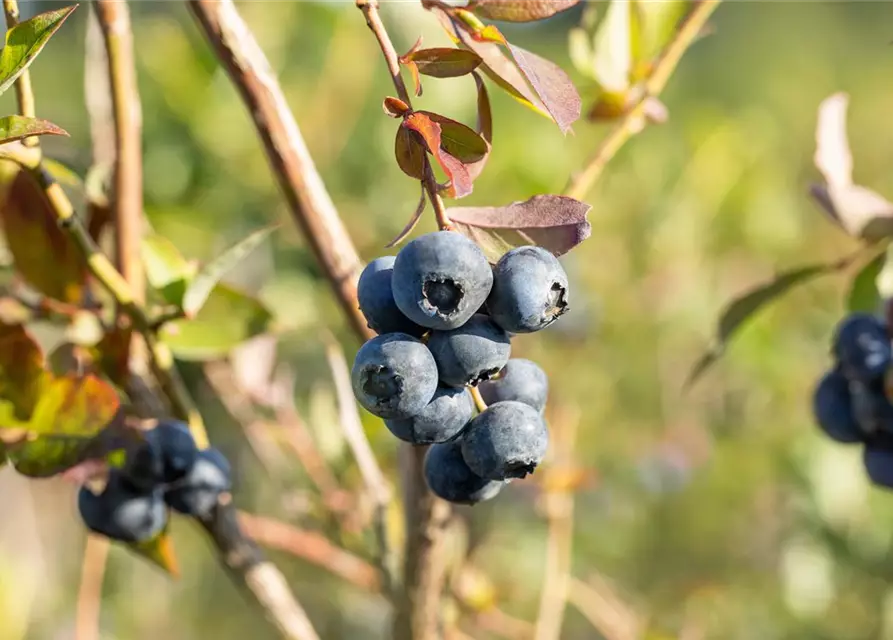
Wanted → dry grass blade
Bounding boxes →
[386,183,427,248]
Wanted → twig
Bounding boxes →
[239,511,382,592]
[74,534,109,640]
[533,405,580,640]
[187,0,370,341]
[2,0,37,147]
[356,2,454,635]
[323,333,397,596]
[566,575,642,640]
[563,0,721,201]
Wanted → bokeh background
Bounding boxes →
[1,1,893,639]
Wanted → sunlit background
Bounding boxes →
[1,2,893,639]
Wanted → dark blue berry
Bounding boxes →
[487,246,569,334]
[351,333,438,419]
[165,448,232,518]
[461,401,549,480]
[479,359,548,412]
[849,378,893,437]
[392,231,493,331]
[833,313,891,382]
[123,420,199,490]
[357,256,425,337]
[812,369,863,443]
[385,386,474,444]
[427,315,511,387]
[424,440,504,505]
[864,445,893,489]
[78,472,167,543]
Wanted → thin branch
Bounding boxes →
[75,534,109,640]
[563,0,721,201]
[188,0,371,341]
[239,511,382,592]
[323,333,397,596]
[2,0,37,147]
[356,2,454,635]
[566,575,642,640]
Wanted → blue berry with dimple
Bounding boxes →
[461,400,549,480]
[479,359,548,412]
[351,333,438,419]
[812,368,863,443]
[427,315,511,387]
[78,472,167,543]
[385,386,474,444]
[487,246,569,334]
[165,448,232,518]
[424,440,504,505]
[833,313,892,382]
[392,231,493,331]
[357,256,425,337]
[123,420,199,491]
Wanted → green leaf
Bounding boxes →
[9,374,121,477]
[630,0,687,74]
[0,169,88,303]
[0,5,77,96]
[141,233,196,307]
[403,48,482,78]
[686,254,866,390]
[160,284,275,361]
[590,0,632,94]
[0,115,67,145]
[181,225,276,318]
[42,157,82,188]
[847,252,885,313]
[0,321,46,419]
[418,111,488,164]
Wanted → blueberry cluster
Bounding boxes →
[812,312,893,487]
[78,421,232,542]
[352,231,568,505]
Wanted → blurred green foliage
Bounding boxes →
[2,2,893,639]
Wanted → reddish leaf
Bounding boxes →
[93,324,132,388]
[465,72,493,182]
[507,43,581,134]
[386,184,427,248]
[398,36,425,96]
[404,48,482,78]
[395,126,427,180]
[383,96,411,118]
[0,169,87,303]
[469,0,580,22]
[446,194,591,259]
[430,6,551,121]
[418,111,488,163]
[0,322,45,419]
[0,115,68,145]
[403,112,475,198]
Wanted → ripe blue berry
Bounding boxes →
[78,472,167,543]
[487,246,569,334]
[461,400,549,480]
[165,448,232,518]
[385,386,474,444]
[864,445,893,489]
[479,359,548,412]
[123,420,199,490]
[424,440,504,505]
[812,369,863,443]
[427,315,511,387]
[849,379,893,437]
[351,333,438,419]
[357,256,425,337]
[392,231,493,331]
[833,313,891,382]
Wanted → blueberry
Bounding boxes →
[357,256,426,337]
[487,246,569,334]
[479,359,548,412]
[392,231,493,331]
[351,333,438,419]
[864,445,893,489]
[833,313,891,382]
[460,400,549,480]
[812,369,863,443]
[78,472,167,543]
[424,440,504,505]
[385,386,474,444]
[849,378,893,437]
[123,420,199,490]
[165,448,232,518]
[427,315,511,387]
